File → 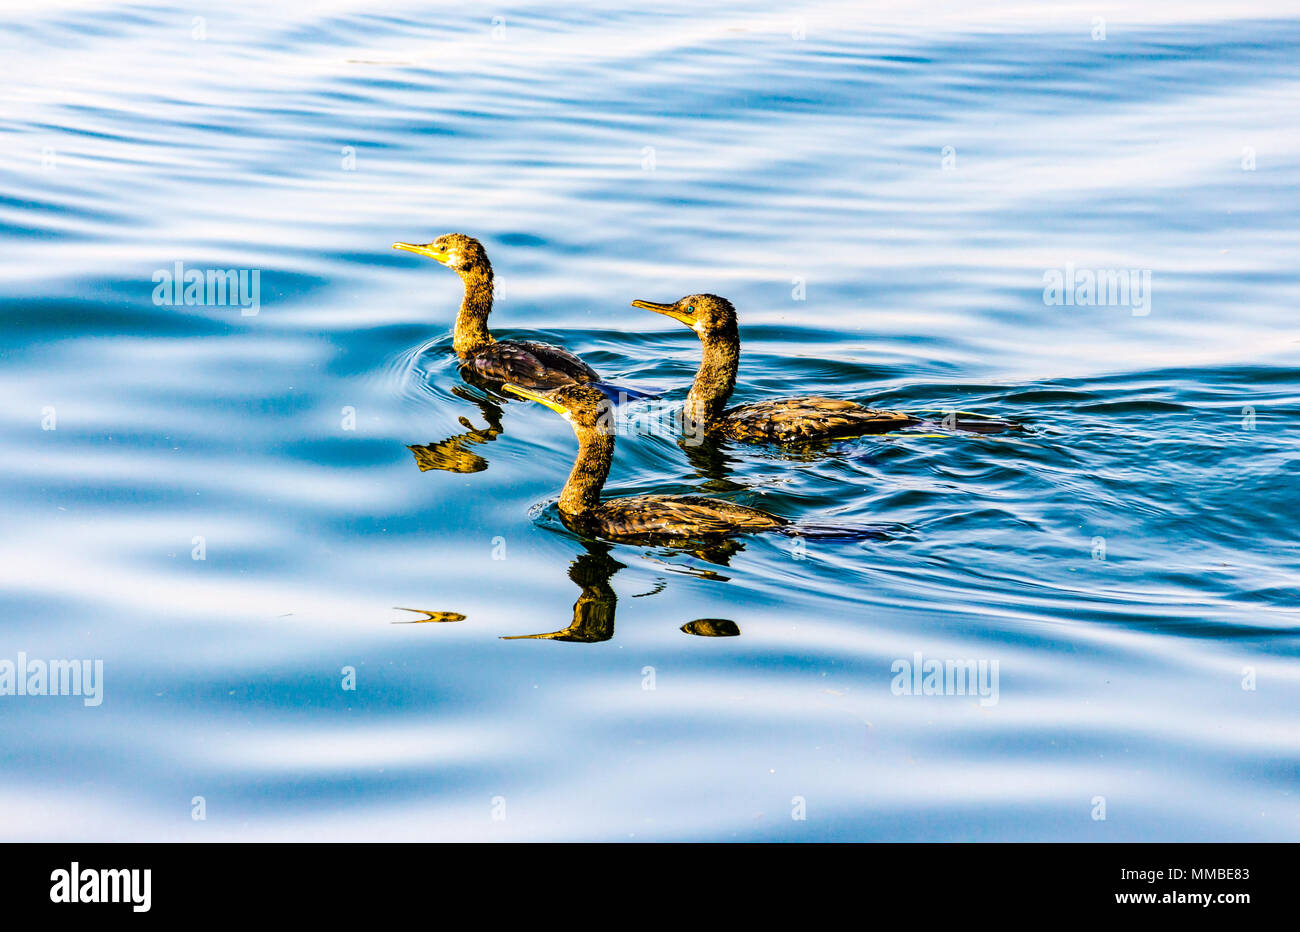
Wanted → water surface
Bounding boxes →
[1,0,1298,840]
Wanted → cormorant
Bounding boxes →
[632,294,1020,443]
[393,233,602,390]
[504,382,792,541]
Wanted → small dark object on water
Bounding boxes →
[681,618,741,637]
[392,608,467,624]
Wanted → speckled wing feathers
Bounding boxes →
[466,339,599,389]
[721,396,918,443]
[583,494,788,540]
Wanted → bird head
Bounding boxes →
[392,232,491,275]
[631,293,737,337]
[502,383,615,437]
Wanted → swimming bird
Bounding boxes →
[392,233,601,390]
[632,294,1019,443]
[504,382,791,541]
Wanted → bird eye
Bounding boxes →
[687,305,695,313]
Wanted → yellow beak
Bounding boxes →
[392,242,451,263]
[631,298,694,326]
[503,383,567,415]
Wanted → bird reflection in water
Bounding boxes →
[501,539,741,643]
[392,608,467,624]
[677,429,748,495]
[405,372,646,476]
[502,540,622,643]
[406,385,505,474]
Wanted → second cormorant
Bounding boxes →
[632,293,1020,443]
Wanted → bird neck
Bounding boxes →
[559,428,614,517]
[685,327,739,428]
[453,268,495,356]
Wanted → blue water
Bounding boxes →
[2,2,1298,840]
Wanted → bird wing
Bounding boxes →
[466,340,599,389]
[592,495,786,539]
[724,396,917,442]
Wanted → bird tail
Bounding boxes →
[909,410,1025,434]
[589,381,661,403]
[779,522,894,541]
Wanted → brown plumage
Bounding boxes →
[584,493,789,540]
[719,396,917,443]
[632,294,1020,443]
[504,382,789,542]
[465,338,596,388]
[393,233,599,390]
